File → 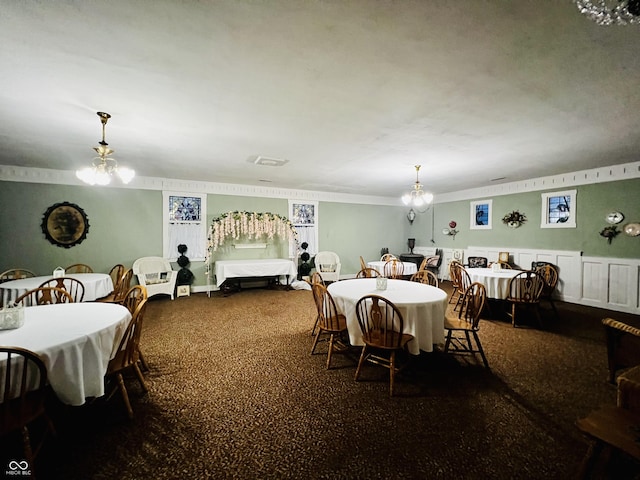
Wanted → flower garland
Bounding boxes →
[207,211,298,253]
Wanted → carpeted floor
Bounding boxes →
[6,282,640,479]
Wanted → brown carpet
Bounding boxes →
[6,282,640,479]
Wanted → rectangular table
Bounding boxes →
[213,259,297,288]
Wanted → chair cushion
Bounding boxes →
[144,272,169,284]
[319,264,336,272]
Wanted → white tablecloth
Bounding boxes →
[467,268,523,299]
[0,302,131,405]
[214,259,297,288]
[367,261,418,277]
[328,278,447,354]
[0,273,114,305]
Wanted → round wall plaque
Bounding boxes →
[41,202,90,248]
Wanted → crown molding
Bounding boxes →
[1,161,638,206]
[0,165,398,206]
[434,161,640,203]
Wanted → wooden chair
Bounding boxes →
[38,277,85,302]
[454,266,472,311]
[359,256,367,271]
[380,253,396,262]
[0,269,36,283]
[14,287,74,306]
[506,270,545,327]
[448,261,464,305]
[419,250,442,277]
[0,347,56,468]
[466,256,488,268]
[104,296,149,420]
[308,272,325,336]
[444,282,489,368]
[310,283,348,369]
[383,259,404,279]
[356,268,381,278]
[99,268,133,303]
[354,295,414,396]
[108,264,125,288]
[535,263,559,319]
[65,263,93,274]
[119,285,149,372]
[602,318,640,384]
[409,270,438,287]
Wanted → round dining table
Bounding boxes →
[466,267,523,299]
[0,272,113,305]
[328,278,447,355]
[367,261,418,277]
[0,302,131,405]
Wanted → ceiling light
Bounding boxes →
[76,112,135,186]
[401,165,433,208]
[574,0,640,25]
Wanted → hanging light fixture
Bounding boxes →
[401,165,433,208]
[76,112,135,186]
[574,0,640,25]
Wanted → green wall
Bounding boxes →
[431,179,640,258]
[0,178,637,291]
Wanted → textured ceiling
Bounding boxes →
[1,1,639,199]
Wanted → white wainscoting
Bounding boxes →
[436,246,639,315]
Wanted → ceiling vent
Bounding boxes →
[253,156,289,167]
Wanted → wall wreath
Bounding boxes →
[41,202,90,248]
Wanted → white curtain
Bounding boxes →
[295,225,317,255]
[167,222,205,260]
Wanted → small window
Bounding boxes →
[470,200,492,230]
[541,190,576,228]
[289,200,318,256]
[163,191,207,261]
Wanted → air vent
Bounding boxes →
[253,156,288,167]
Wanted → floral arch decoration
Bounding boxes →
[206,211,299,261]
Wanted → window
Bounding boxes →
[289,200,318,256]
[470,200,492,230]
[163,192,207,261]
[541,189,576,228]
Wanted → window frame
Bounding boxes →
[540,189,577,229]
[470,199,492,230]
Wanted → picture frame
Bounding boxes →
[498,252,510,263]
[541,189,576,228]
[470,200,492,230]
[41,202,90,248]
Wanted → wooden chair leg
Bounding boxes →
[310,329,322,355]
[138,349,150,373]
[326,333,335,369]
[577,439,604,479]
[354,345,368,381]
[389,350,396,397]
[133,363,148,393]
[116,373,134,420]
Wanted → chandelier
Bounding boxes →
[575,0,640,25]
[76,112,135,186]
[401,165,433,208]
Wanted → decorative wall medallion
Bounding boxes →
[41,202,90,248]
[623,223,640,237]
[605,211,624,224]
